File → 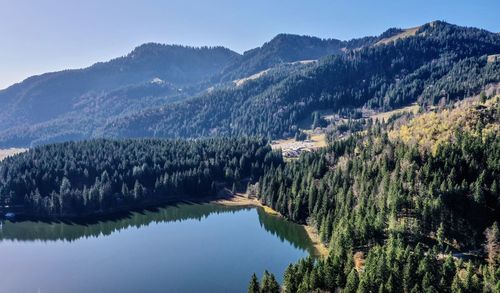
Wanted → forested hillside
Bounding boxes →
[101,22,500,141]
[0,138,281,218]
[250,95,500,292]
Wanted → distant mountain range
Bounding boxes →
[0,21,499,147]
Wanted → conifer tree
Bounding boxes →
[248,273,260,293]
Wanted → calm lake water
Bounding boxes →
[0,203,315,293]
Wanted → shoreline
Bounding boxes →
[213,194,329,257]
[5,189,329,257]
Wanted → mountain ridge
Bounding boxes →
[1,21,499,148]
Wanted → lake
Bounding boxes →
[0,203,316,293]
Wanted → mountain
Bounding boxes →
[0,45,238,130]
[98,21,500,141]
[217,33,379,82]
[218,34,342,81]
[0,34,365,147]
[0,21,499,148]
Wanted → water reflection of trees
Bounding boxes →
[0,203,247,242]
[256,208,315,254]
[0,203,315,255]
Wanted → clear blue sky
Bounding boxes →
[1,0,499,89]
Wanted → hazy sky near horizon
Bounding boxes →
[0,0,499,89]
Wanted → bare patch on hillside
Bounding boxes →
[369,103,420,122]
[292,60,316,65]
[233,69,271,87]
[233,60,317,87]
[354,251,365,272]
[375,26,420,46]
[487,54,500,63]
[0,148,27,161]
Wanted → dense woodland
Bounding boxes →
[250,96,500,292]
[0,138,281,217]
